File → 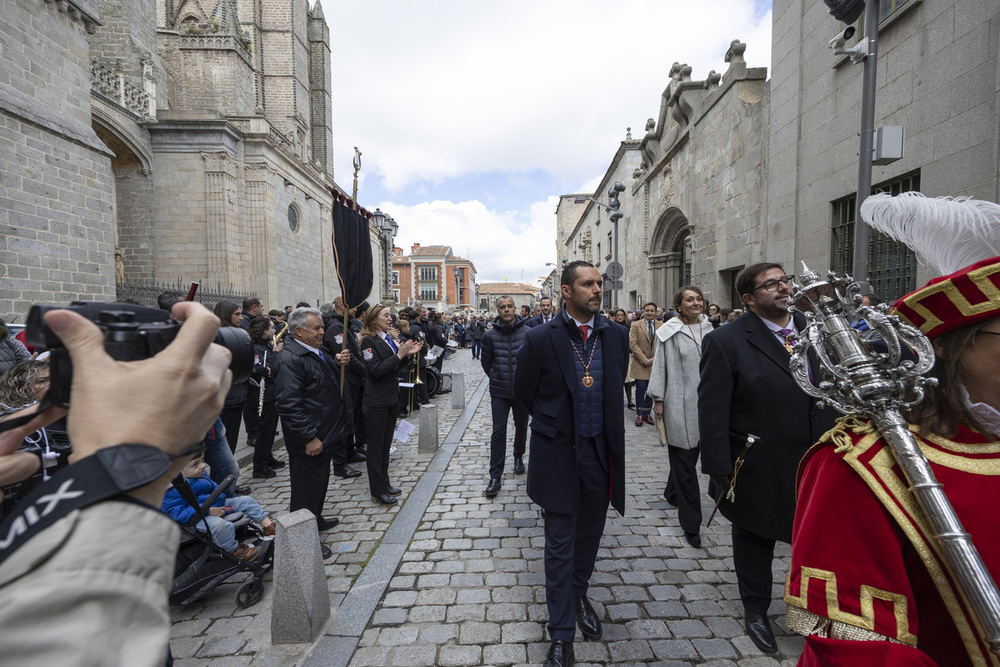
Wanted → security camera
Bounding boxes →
[828,26,856,50]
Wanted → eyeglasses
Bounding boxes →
[752,275,795,293]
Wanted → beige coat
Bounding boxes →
[629,317,663,380]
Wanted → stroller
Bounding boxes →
[169,474,273,609]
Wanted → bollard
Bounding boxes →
[271,509,331,643]
[450,373,465,409]
[418,403,439,453]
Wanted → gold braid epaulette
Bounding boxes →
[818,415,879,454]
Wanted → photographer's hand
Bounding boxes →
[0,403,66,496]
[43,301,232,505]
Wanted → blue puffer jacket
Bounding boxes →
[161,473,226,526]
[481,316,528,398]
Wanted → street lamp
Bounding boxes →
[453,266,461,312]
[574,182,626,309]
[371,208,397,302]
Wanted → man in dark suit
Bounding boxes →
[323,295,366,478]
[514,261,628,667]
[276,307,351,560]
[698,263,838,653]
[525,296,555,328]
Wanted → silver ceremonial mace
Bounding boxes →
[788,264,1000,654]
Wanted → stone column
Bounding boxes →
[245,162,277,304]
[203,152,241,290]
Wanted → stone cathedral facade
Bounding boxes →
[1,0,362,318]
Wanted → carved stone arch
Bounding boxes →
[648,206,691,307]
[174,0,209,26]
[91,111,153,171]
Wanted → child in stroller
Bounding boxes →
[163,453,275,561]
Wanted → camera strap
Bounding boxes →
[0,443,175,568]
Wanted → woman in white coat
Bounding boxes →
[648,286,709,547]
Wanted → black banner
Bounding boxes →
[332,201,374,308]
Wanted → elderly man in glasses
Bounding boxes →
[696,262,838,654]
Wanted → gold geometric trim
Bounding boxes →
[784,566,917,645]
[899,263,1000,334]
[916,426,1000,456]
[786,605,906,644]
[843,437,998,666]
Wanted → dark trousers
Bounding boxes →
[252,401,278,468]
[243,390,260,445]
[634,379,652,417]
[414,365,429,404]
[347,382,367,453]
[543,437,610,642]
[489,395,527,479]
[288,447,334,521]
[664,444,702,535]
[732,523,777,615]
[364,403,398,497]
[471,338,482,358]
[219,405,244,454]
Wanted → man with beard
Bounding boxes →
[697,263,837,653]
[514,261,628,667]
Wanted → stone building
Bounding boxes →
[2,0,381,319]
[560,1,1000,309]
[476,282,540,316]
[391,244,477,313]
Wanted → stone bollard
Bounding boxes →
[418,403,439,453]
[450,373,465,409]
[271,509,331,643]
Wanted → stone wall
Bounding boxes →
[0,0,117,318]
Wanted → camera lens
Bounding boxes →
[215,326,253,384]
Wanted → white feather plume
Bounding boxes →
[860,191,1000,275]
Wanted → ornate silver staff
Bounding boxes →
[788,264,1000,654]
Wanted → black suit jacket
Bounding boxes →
[323,313,366,387]
[275,338,350,455]
[697,311,838,542]
[514,310,629,515]
[360,334,411,408]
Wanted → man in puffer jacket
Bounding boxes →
[480,296,529,498]
[0,317,30,376]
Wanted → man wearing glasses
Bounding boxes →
[697,263,837,654]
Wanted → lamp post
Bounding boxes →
[574,182,626,309]
[453,266,461,312]
[371,208,398,302]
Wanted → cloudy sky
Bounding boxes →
[330,1,773,284]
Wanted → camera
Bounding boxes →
[828,26,857,50]
[26,302,253,406]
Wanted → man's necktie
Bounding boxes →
[777,328,794,354]
[648,320,654,342]
[318,349,327,363]
[578,325,589,344]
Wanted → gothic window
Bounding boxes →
[830,170,920,302]
[287,204,299,233]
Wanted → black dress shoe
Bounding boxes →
[317,517,340,532]
[334,465,362,479]
[387,486,402,496]
[233,485,250,496]
[252,465,276,479]
[485,478,501,498]
[355,444,368,457]
[267,456,286,469]
[372,493,397,505]
[513,456,525,475]
[544,639,574,667]
[684,531,702,548]
[744,610,778,653]
[574,595,602,640]
[347,451,367,463]
[320,543,332,559]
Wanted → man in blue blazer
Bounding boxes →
[514,261,628,667]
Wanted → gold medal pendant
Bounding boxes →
[582,373,594,388]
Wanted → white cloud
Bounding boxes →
[331,1,772,191]
[383,196,560,283]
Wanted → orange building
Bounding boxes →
[391,244,477,312]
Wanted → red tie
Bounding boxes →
[578,325,589,344]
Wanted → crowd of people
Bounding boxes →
[0,193,998,666]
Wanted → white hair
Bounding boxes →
[288,307,321,335]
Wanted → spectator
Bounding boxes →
[0,317,30,376]
[241,297,263,330]
[213,301,248,454]
[468,315,485,359]
[157,291,183,312]
[248,316,285,478]
[629,303,662,427]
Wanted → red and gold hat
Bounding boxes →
[892,256,1000,339]
[861,192,1000,339]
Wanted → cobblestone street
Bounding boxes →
[171,347,804,666]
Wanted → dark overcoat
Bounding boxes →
[697,311,838,542]
[275,338,351,455]
[513,311,629,516]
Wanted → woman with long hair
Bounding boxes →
[359,305,421,505]
[248,316,285,478]
[647,285,709,547]
[213,301,248,453]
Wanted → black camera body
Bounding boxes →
[26,302,252,406]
